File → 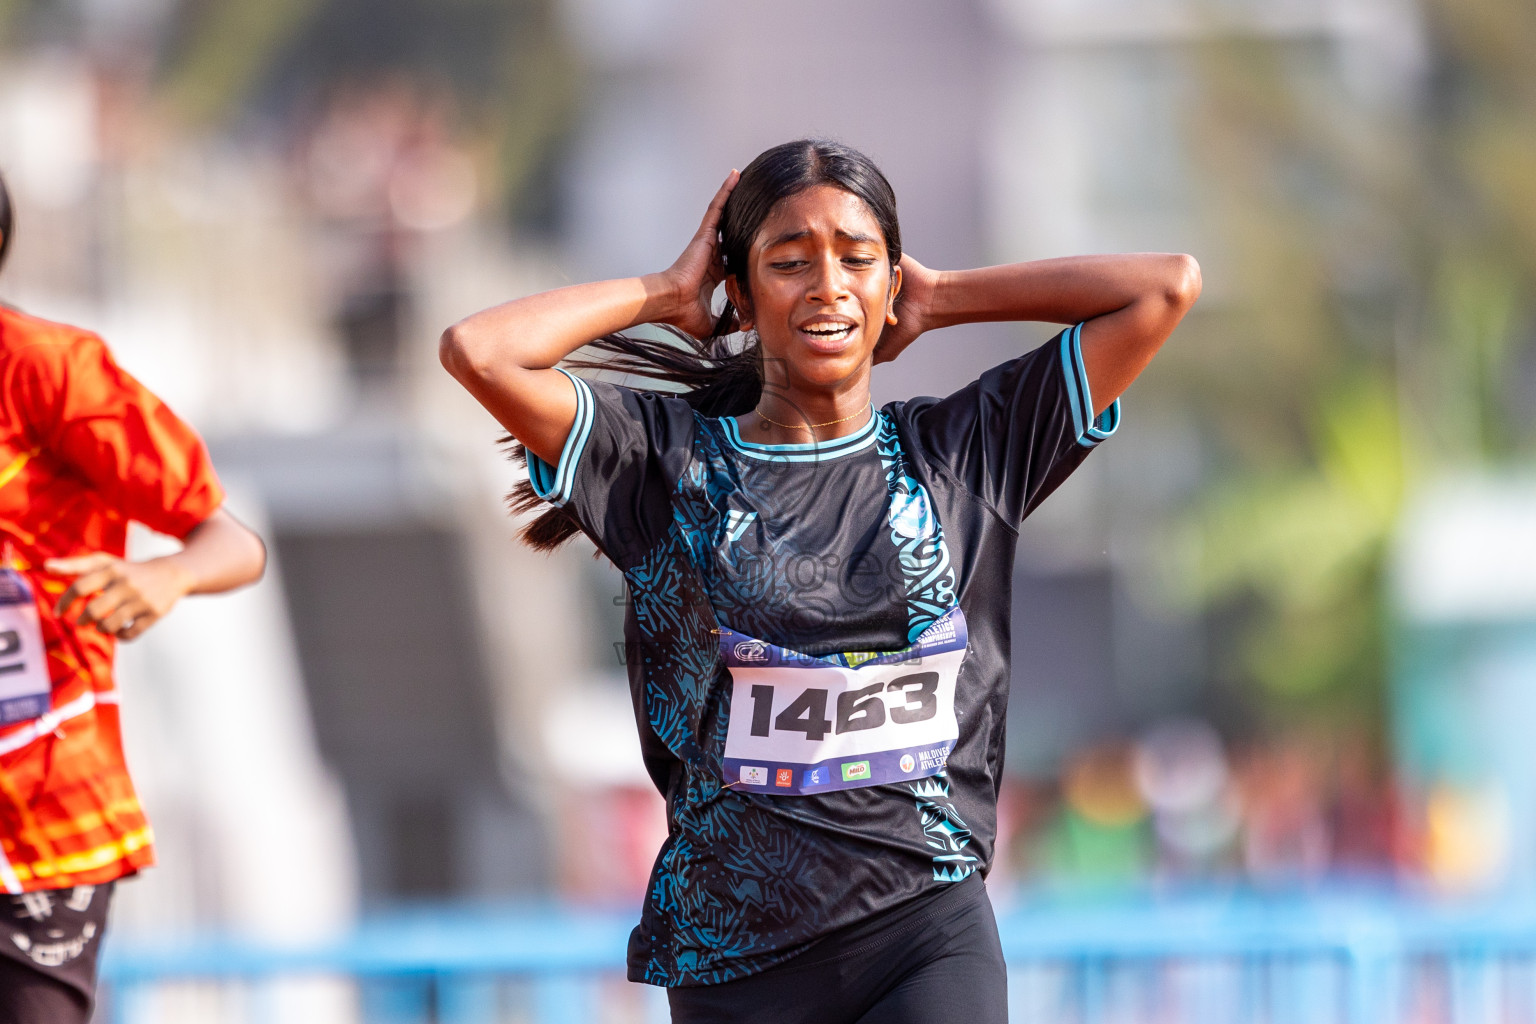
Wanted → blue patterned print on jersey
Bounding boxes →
[629,526,823,987]
[908,771,979,883]
[622,423,856,986]
[625,532,719,775]
[875,412,958,643]
[618,412,975,986]
[874,416,971,884]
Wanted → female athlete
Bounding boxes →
[0,169,268,1024]
[442,139,1199,1023]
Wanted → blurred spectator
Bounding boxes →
[296,80,478,389]
[1034,743,1151,885]
[998,720,1432,892]
[1423,783,1510,893]
[1236,738,1330,883]
[1326,738,1407,876]
[1134,719,1242,879]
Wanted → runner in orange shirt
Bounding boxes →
[0,169,268,1024]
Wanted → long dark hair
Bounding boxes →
[0,169,12,274]
[511,138,903,551]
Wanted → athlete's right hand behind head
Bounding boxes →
[654,170,739,340]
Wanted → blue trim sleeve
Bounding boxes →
[526,369,595,507]
[1058,323,1122,448]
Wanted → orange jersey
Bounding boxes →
[0,304,224,893]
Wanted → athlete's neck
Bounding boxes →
[741,391,874,445]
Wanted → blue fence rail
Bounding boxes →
[98,890,1536,1023]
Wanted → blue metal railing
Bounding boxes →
[98,889,1536,1023]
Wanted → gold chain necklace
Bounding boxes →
[755,401,873,432]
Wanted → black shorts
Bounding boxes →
[667,872,1007,1024]
[0,882,114,1024]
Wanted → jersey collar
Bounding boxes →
[720,408,882,463]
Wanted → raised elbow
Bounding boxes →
[438,322,481,382]
[246,531,270,586]
[1165,254,1202,311]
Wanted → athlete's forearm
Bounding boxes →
[160,508,267,597]
[922,254,1199,331]
[439,274,692,465]
[440,273,681,380]
[914,253,1200,414]
[48,509,265,640]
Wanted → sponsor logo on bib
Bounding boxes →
[803,766,829,787]
[733,640,768,663]
[916,617,958,646]
[841,761,871,782]
[900,753,916,773]
[918,744,951,771]
[739,765,767,786]
[775,769,793,788]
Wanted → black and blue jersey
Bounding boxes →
[528,324,1118,986]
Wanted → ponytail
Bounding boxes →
[506,325,763,551]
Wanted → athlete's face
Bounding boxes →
[727,185,901,395]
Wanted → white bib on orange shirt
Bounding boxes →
[0,568,51,725]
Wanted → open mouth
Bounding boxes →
[798,322,857,345]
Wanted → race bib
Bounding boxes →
[0,568,52,725]
[720,608,966,795]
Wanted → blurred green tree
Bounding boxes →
[1172,0,1536,735]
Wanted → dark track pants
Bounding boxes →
[667,873,1008,1024]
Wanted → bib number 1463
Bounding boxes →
[747,672,939,742]
[720,610,967,796]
